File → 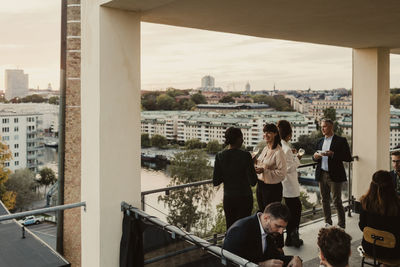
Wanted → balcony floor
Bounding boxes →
[283,212,363,266]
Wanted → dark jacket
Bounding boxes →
[313,135,352,182]
[213,148,257,197]
[223,214,292,265]
[359,207,400,259]
[389,170,400,195]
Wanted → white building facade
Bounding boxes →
[0,112,42,172]
[141,110,316,147]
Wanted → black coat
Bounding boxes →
[313,135,352,182]
[389,170,400,195]
[223,214,292,265]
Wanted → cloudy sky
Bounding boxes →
[1,0,400,92]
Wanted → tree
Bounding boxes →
[206,140,222,154]
[151,134,168,148]
[190,93,207,104]
[48,96,59,105]
[5,169,37,211]
[251,95,293,111]
[219,96,234,103]
[39,167,57,194]
[21,94,46,103]
[156,94,175,110]
[0,141,14,210]
[158,150,214,234]
[292,131,322,155]
[185,138,203,149]
[141,133,151,148]
[141,91,160,110]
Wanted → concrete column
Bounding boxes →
[81,2,141,266]
[352,48,390,200]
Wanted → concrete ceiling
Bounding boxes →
[102,0,400,54]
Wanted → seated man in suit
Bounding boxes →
[390,149,400,195]
[317,227,352,267]
[223,202,302,267]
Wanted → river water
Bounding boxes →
[140,148,329,223]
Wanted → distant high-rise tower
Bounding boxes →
[201,75,215,88]
[5,69,29,100]
[245,81,251,92]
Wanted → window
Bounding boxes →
[14,152,19,157]
[2,118,9,123]
[2,127,9,133]
[14,127,18,132]
[2,136,9,141]
[14,161,19,166]
[14,135,18,140]
[4,162,9,167]
[14,118,18,123]
[14,144,19,149]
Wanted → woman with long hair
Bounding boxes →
[277,120,303,248]
[255,123,287,212]
[359,170,400,261]
[213,127,257,230]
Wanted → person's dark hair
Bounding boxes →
[263,123,281,149]
[360,170,400,216]
[224,127,243,146]
[391,149,400,157]
[264,202,290,223]
[277,120,292,141]
[318,227,352,267]
[321,118,334,125]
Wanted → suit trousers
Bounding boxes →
[319,171,345,228]
[284,197,302,233]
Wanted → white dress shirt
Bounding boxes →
[257,212,267,253]
[321,135,333,171]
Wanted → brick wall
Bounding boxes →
[64,0,81,266]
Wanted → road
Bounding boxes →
[26,222,57,250]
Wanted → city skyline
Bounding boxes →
[1,0,400,92]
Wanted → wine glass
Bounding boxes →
[297,148,305,157]
[252,147,260,159]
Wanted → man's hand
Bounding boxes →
[259,259,284,267]
[287,256,303,267]
[324,150,334,157]
[313,152,322,160]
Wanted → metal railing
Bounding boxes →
[121,201,258,267]
[141,159,357,221]
[0,202,86,222]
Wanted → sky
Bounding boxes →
[1,0,400,92]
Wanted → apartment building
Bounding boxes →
[0,112,42,172]
[141,110,316,147]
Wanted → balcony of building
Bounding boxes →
[28,0,400,266]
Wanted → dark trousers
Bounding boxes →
[284,197,302,233]
[256,181,283,212]
[256,182,283,248]
[224,194,253,230]
[319,171,345,228]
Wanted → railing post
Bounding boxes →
[347,161,352,217]
[141,194,145,211]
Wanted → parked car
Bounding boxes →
[18,216,42,226]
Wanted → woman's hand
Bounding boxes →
[255,167,264,174]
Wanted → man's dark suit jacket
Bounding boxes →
[313,135,352,182]
[223,214,292,265]
[389,170,400,195]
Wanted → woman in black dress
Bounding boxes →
[213,127,257,230]
[359,170,400,262]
